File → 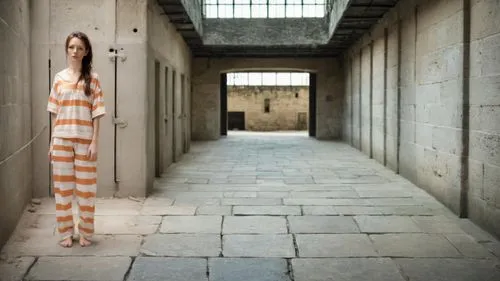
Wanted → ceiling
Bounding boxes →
[158,0,399,57]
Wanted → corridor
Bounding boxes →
[1,132,500,280]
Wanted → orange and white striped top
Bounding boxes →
[47,69,106,140]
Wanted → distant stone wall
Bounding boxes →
[228,86,309,131]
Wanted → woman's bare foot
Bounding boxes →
[59,237,73,248]
[79,237,91,247]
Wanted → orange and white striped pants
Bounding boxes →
[51,137,97,240]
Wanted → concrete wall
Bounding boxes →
[0,0,32,250]
[192,58,343,140]
[114,0,149,197]
[146,0,192,189]
[228,86,309,131]
[341,0,500,238]
[203,18,328,46]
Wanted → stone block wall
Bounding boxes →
[467,0,500,239]
[0,0,32,249]
[341,0,500,238]
[228,86,309,131]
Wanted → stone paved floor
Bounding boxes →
[2,131,500,281]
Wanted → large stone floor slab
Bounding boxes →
[95,215,161,234]
[0,257,35,281]
[141,234,221,257]
[127,257,207,281]
[160,215,222,233]
[288,216,360,233]
[223,216,287,234]
[370,234,462,257]
[292,258,406,281]
[209,258,291,281]
[233,206,301,215]
[395,258,500,281]
[296,234,378,257]
[26,257,131,281]
[1,227,142,257]
[354,216,423,233]
[3,132,500,281]
[223,235,295,257]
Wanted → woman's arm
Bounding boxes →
[48,113,57,160]
[88,117,101,161]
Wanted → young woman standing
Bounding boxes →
[47,31,105,247]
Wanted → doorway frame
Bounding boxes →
[219,71,316,137]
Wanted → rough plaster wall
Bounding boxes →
[203,18,328,46]
[228,86,309,131]
[341,0,500,237]
[0,0,31,249]
[146,0,192,191]
[192,58,343,140]
[468,0,500,237]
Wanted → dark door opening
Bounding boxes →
[228,111,245,130]
[154,60,161,177]
[309,73,316,137]
[172,70,177,161]
[220,73,228,136]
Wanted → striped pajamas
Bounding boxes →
[47,69,105,241]
[52,137,97,240]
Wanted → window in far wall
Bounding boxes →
[227,72,309,86]
[264,98,270,113]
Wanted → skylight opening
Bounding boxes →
[204,0,326,19]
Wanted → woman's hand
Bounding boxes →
[87,141,98,161]
[48,142,53,161]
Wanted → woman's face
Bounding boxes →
[67,37,88,63]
